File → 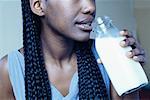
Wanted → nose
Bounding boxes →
[81,0,96,15]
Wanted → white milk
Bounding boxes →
[95,36,148,96]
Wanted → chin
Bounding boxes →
[75,35,90,42]
[77,32,91,41]
[70,29,91,41]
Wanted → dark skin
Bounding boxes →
[0,0,146,99]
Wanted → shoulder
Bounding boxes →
[0,55,15,99]
[0,55,9,87]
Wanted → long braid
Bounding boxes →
[21,0,51,99]
[75,41,108,99]
[21,0,108,99]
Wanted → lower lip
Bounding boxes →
[75,24,92,32]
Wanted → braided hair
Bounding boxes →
[21,0,51,99]
[21,0,108,99]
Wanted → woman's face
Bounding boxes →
[42,0,96,41]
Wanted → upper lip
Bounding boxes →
[75,16,94,25]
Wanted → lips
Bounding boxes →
[75,16,94,31]
[75,23,92,31]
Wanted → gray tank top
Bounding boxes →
[7,50,111,100]
[8,50,25,100]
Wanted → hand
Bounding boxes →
[119,29,146,65]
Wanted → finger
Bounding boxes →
[120,37,136,47]
[97,58,102,64]
[120,29,132,37]
[125,37,136,46]
[132,48,145,56]
[132,55,146,63]
[126,48,145,58]
[120,30,128,36]
[120,40,126,47]
[126,51,133,58]
[126,37,136,46]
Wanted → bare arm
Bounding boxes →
[0,56,15,99]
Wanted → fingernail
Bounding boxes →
[97,58,102,64]
[120,31,125,35]
[126,52,133,58]
[120,41,126,47]
[133,56,138,60]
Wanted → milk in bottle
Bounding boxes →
[90,16,148,96]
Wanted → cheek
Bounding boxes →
[55,14,75,34]
[45,5,89,41]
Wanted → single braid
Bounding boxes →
[21,0,51,99]
[75,41,108,99]
[21,0,108,99]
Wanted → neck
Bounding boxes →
[41,35,74,60]
[40,26,75,67]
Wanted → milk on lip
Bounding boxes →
[90,16,148,96]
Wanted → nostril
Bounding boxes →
[81,1,96,15]
[82,6,96,15]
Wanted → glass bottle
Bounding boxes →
[90,16,148,96]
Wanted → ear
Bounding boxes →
[29,0,45,16]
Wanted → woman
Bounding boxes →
[0,0,146,99]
